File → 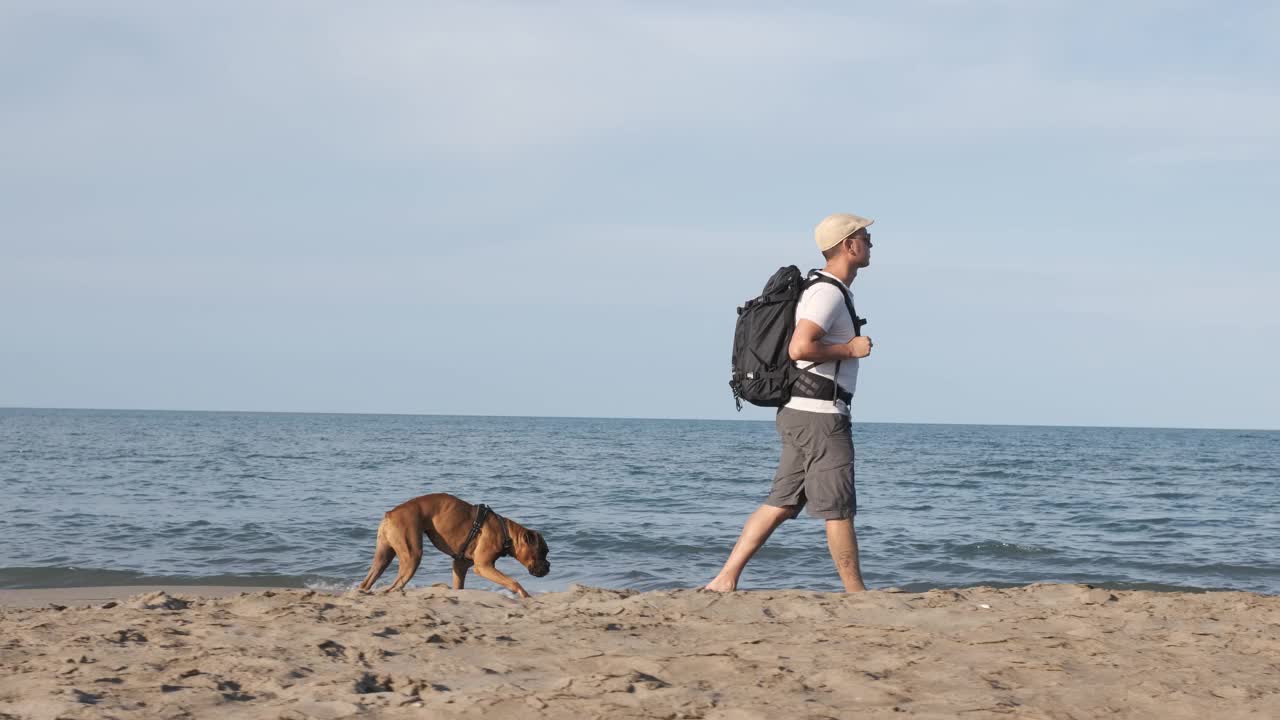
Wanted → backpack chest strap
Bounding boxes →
[800,272,866,405]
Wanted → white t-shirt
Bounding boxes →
[784,271,859,415]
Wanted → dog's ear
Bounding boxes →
[524,530,537,545]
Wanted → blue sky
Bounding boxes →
[2,1,1278,429]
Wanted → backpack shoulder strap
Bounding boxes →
[805,271,866,337]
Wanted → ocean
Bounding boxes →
[1,408,1277,595]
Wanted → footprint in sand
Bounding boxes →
[317,640,347,658]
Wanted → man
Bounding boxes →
[706,213,874,593]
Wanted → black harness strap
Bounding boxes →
[493,510,515,557]
[452,504,490,561]
[451,504,515,561]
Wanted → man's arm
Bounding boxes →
[789,319,871,362]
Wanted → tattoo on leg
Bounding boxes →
[836,550,856,569]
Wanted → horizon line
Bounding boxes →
[2,405,1276,434]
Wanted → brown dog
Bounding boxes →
[357,493,550,598]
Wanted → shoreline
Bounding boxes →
[1,578,1264,609]
[0,585,288,609]
[2,583,1277,718]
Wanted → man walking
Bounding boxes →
[706,213,874,593]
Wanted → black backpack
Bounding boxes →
[729,266,865,410]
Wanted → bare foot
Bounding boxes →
[702,576,736,592]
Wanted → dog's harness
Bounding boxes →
[451,504,515,562]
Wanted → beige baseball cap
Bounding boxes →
[815,213,874,252]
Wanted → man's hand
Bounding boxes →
[846,336,872,359]
[791,321,874,363]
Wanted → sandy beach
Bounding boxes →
[1,584,1276,719]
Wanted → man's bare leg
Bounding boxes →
[704,504,795,592]
[825,518,867,592]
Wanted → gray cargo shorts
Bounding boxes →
[765,407,856,520]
